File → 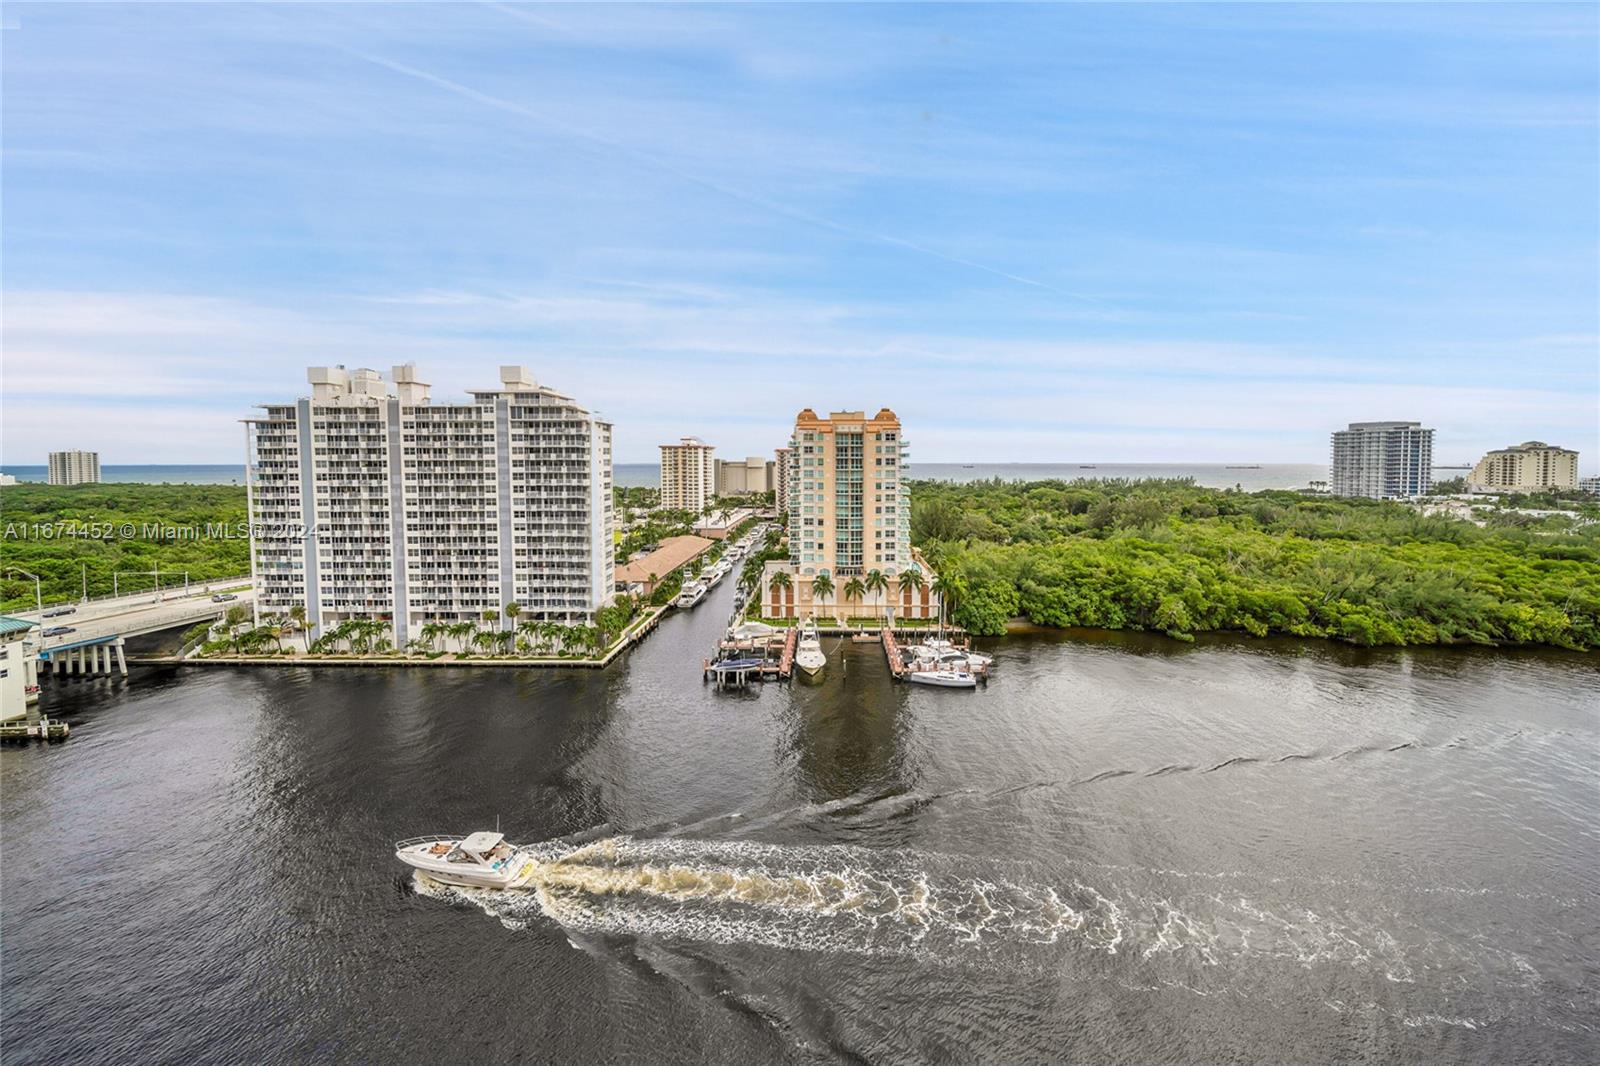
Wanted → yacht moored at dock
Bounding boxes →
[795,621,826,676]
[395,832,536,889]
[675,580,709,608]
[904,669,978,689]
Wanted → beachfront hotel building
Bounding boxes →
[773,446,792,514]
[47,450,101,485]
[1329,421,1434,499]
[1467,441,1579,493]
[245,365,614,647]
[762,408,936,622]
[659,436,716,513]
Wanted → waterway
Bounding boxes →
[3,574,1596,1064]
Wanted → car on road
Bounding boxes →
[42,607,77,618]
[211,593,239,602]
[42,626,76,637]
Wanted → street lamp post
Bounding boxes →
[3,568,43,613]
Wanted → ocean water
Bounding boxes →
[2,464,245,486]
[3,574,1595,1064]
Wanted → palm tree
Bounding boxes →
[864,569,888,625]
[450,621,474,653]
[289,604,309,652]
[931,573,966,632]
[898,568,924,624]
[769,570,792,617]
[504,602,520,630]
[471,630,497,655]
[518,620,541,656]
[420,620,444,654]
[811,572,835,622]
[843,576,866,621]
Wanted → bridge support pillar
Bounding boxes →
[53,656,64,676]
[115,639,128,677]
[70,650,80,676]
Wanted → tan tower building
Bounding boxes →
[1468,441,1579,492]
[659,436,716,513]
[763,408,936,622]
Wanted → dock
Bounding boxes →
[882,628,906,679]
[882,628,989,683]
[703,626,797,687]
[1,715,71,743]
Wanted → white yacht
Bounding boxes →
[904,669,978,689]
[395,832,536,889]
[795,620,826,676]
[676,580,709,608]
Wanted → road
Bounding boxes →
[12,579,255,651]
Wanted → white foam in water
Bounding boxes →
[409,832,1540,1013]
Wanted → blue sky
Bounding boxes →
[3,2,1596,468]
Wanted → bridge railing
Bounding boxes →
[22,575,253,617]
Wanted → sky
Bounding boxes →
[3,2,1597,469]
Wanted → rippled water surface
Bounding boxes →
[4,578,1597,1064]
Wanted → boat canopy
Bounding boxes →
[729,622,776,640]
[458,831,504,853]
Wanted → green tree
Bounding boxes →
[811,572,835,619]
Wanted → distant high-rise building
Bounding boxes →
[1468,441,1579,492]
[47,450,100,485]
[762,408,935,622]
[659,436,716,513]
[1329,421,1434,499]
[773,446,792,514]
[714,455,773,496]
[1579,475,1600,497]
[245,365,614,646]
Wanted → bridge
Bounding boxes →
[11,579,255,678]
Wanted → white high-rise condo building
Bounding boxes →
[1468,441,1578,492]
[245,365,614,646]
[47,450,100,485]
[1329,421,1434,499]
[659,437,716,513]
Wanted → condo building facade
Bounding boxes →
[1468,441,1579,492]
[659,436,716,514]
[773,446,792,514]
[763,408,936,621]
[1329,421,1434,499]
[47,450,101,485]
[245,365,614,647]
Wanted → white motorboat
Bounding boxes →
[795,621,826,676]
[904,669,978,689]
[676,580,708,608]
[395,832,536,889]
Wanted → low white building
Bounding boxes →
[245,365,615,646]
[0,616,41,722]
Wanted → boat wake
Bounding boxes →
[410,833,1547,1022]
